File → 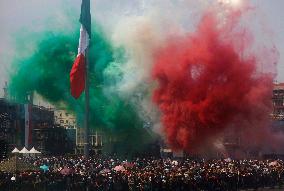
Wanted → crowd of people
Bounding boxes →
[0,155,283,191]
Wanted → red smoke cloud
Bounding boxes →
[152,11,275,154]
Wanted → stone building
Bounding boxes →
[272,82,284,120]
[33,126,73,155]
[76,128,103,155]
[54,110,76,129]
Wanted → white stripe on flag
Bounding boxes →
[78,25,89,56]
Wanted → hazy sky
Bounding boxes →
[0,0,283,97]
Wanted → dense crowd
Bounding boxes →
[0,155,283,191]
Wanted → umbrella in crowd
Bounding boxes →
[113,165,125,172]
[40,164,49,173]
[60,166,74,175]
[123,162,134,168]
[172,160,179,166]
[269,161,279,166]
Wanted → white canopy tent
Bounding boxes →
[19,147,29,154]
[29,147,41,154]
[11,148,20,153]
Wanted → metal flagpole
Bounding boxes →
[83,0,91,158]
[84,47,90,157]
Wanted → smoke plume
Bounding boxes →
[152,8,277,155]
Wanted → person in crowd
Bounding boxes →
[0,156,283,191]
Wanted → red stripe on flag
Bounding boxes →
[70,53,85,99]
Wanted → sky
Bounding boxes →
[0,0,283,97]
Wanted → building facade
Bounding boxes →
[0,98,21,159]
[53,109,104,155]
[54,110,76,129]
[272,83,284,121]
[33,127,73,155]
[0,98,75,156]
[76,128,103,155]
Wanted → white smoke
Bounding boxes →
[102,0,208,133]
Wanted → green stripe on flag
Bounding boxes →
[80,0,91,36]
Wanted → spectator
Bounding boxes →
[0,156,283,191]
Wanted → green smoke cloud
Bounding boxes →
[8,23,155,155]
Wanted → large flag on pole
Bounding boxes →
[70,0,91,99]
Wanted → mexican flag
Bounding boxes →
[70,0,91,99]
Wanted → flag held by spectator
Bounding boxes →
[70,0,91,99]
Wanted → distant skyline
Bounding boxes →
[0,0,283,97]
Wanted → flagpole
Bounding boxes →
[83,0,91,158]
[84,46,90,158]
[70,0,91,157]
